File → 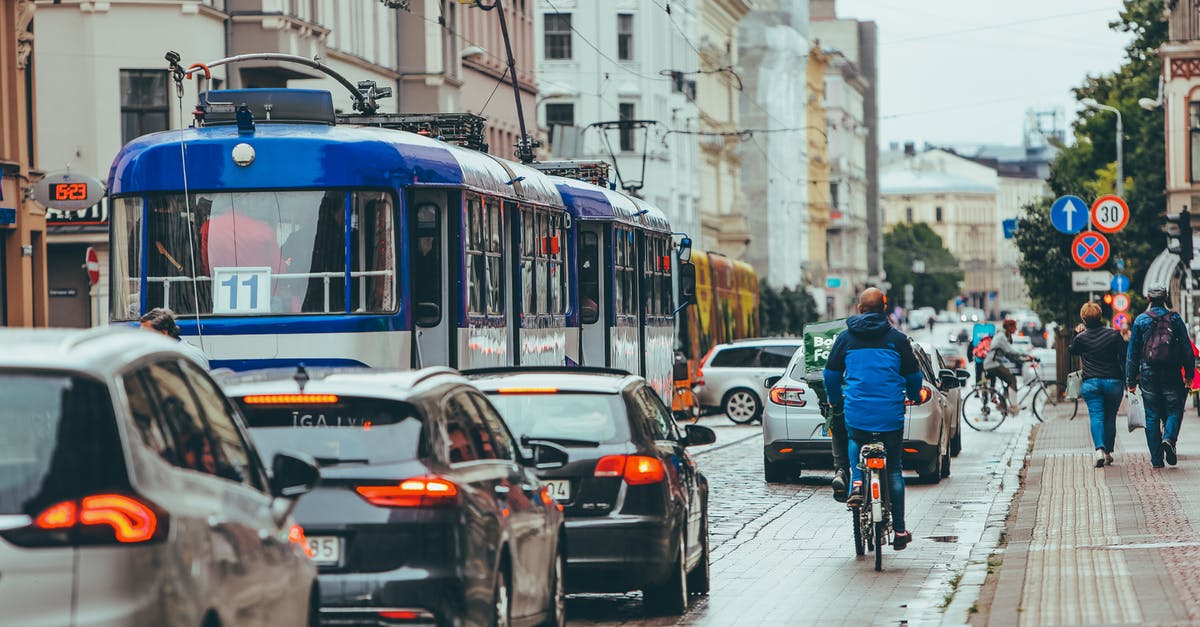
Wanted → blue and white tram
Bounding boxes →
[107,84,685,398]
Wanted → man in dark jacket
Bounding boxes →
[823,288,924,550]
[1127,284,1195,467]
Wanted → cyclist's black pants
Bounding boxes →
[986,365,1017,392]
[828,403,848,474]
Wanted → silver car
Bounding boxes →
[762,340,961,483]
[0,328,319,627]
[695,339,803,424]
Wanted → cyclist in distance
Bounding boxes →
[823,287,924,551]
[983,319,1032,413]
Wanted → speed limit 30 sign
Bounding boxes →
[1091,195,1129,234]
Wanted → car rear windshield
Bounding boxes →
[486,392,629,444]
[237,396,423,465]
[0,373,125,516]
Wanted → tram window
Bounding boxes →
[351,192,397,313]
[537,211,549,315]
[466,197,485,315]
[580,232,600,324]
[486,201,504,316]
[111,197,144,321]
[645,237,658,316]
[559,220,570,316]
[521,207,536,315]
[412,202,441,326]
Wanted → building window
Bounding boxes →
[619,103,636,152]
[545,103,574,150]
[1191,101,1200,182]
[120,70,169,145]
[935,206,943,223]
[905,206,913,223]
[618,14,634,61]
[544,13,572,60]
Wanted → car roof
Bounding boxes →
[716,337,803,349]
[219,366,468,401]
[0,327,192,377]
[465,367,642,394]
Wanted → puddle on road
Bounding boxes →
[925,535,959,543]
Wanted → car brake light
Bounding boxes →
[242,394,339,405]
[769,387,807,407]
[496,388,558,394]
[27,494,163,544]
[288,524,315,558]
[905,387,933,406]
[593,455,666,485]
[355,477,459,508]
[377,609,437,622]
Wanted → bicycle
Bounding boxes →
[850,439,892,572]
[961,358,1050,431]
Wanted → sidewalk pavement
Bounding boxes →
[973,398,1200,626]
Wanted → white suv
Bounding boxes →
[763,339,962,483]
[695,339,803,424]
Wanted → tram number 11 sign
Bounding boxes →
[1090,195,1129,234]
[212,267,272,314]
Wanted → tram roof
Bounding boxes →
[550,176,672,234]
[107,123,564,208]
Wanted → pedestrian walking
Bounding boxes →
[1069,302,1127,467]
[140,307,211,370]
[1126,284,1194,468]
[823,288,924,550]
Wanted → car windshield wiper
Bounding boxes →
[312,456,371,466]
[522,436,601,448]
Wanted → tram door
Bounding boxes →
[578,223,607,366]
[410,190,454,368]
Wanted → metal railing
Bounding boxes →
[145,270,393,313]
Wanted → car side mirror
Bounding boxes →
[683,424,716,447]
[955,368,971,385]
[415,302,441,327]
[677,262,696,308]
[521,439,569,470]
[764,375,782,388]
[938,369,960,390]
[270,450,320,499]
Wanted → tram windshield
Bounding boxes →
[111,190,396,320]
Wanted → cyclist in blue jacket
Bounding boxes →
[823,288,924,550]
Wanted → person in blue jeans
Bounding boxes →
[823,288,923,550]
[1126,284,1194,468]
[1069,302,1127,467]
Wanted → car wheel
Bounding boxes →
[940,450,951,478]
[492,567,511,627]
[643,529,688,615]
[917,450,942,484]
[542,546,566,627]
[764,454,791,483]
[722,388,761,424]
[949,425,962,457]
[686,511,710,595]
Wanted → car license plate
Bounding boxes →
[543,479,571,501]
[307,536,341,565]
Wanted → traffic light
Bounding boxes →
[1103,293,1114,305]
[1167,208,1194,264]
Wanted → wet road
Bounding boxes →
[566,333,1033,626]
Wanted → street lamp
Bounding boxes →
[1081,98,1124,197]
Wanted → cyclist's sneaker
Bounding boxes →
[831,468,849,503]
[846,481,863,507]
[1163,440,1178,466]
[1105,451,1114,466]
[1094,449,1105,468]
[893,531,912,551]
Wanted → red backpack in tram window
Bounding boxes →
[973,336,992,360]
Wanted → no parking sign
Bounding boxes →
[1072,231,1110,270]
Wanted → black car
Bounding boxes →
[466,367,715,616]
[223,366,567,627]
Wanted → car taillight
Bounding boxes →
[769,387,807,407]
[8,493,166,546]
[905,387,933,406]
[593,455,666,485]
[355,477,459,508]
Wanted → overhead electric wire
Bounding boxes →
[883,8,1113,45]
[543,0,669,83]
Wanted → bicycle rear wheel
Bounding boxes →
[852,507,864,556]
[874,521,886,571]
[1030,386,1048,422]
[962,387,1006,432]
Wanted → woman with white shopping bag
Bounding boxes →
[1070,302,1128,467]
[1126,285,1195,468]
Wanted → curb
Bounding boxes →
[940,420,1034,626]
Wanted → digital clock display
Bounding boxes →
[50,182,88,202]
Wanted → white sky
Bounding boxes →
[835,0,1135,147]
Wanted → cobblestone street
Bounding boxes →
[566,405,1035,626]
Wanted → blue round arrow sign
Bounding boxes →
[1111,273,1130,293]
[1051,195,1088,234]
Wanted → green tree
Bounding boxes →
[883,223,964,309]
[1016,0,1166,325]
[758,279,819,335]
